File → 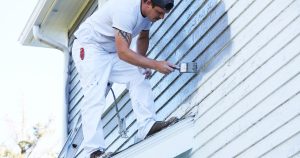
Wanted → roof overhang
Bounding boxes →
[19,0,96,51]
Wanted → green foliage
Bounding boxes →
[0,120,54,158]
[0,145,23,158]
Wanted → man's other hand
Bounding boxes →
[140,68,153,79]
[143,68,152,79]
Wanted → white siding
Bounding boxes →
[191,0,300,157]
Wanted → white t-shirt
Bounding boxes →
[74,0,152,53]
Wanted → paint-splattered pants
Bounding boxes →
[72,39,156,156]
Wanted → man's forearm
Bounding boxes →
[136,31,149,56]
[136,38,149,56]
[118,47,157,70]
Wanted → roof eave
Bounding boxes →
[19,0,56,47]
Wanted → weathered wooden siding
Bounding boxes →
[190,0,300,157]
[62,0,300,157]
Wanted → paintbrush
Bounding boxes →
[173,62,198,73]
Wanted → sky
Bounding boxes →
[0,0,64,155]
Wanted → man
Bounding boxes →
[72,0,177,157]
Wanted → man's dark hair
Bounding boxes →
[144,0,174,11]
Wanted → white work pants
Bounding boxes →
[72,40,156,156]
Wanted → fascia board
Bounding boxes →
[113,117,195,158]
[18,0,56,46]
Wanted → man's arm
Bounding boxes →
[137,30,152,78]
[136,30,149,56]
[114,28,175,74]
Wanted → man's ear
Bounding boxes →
[145,0,152,6]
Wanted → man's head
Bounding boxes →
[142,0,174,22]
[151,0,174,11]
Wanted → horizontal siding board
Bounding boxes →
[68,69,82,112]
[159,0,259,118]
[68,81,81,104]
[148,0,207,59]
[192,42,300,157]
[154,0,223,61]
[69,67,78,85]
[192,72,300,157]
[157,26,233,115]
[69,63,75,75]
[184,0,293,121]
[236,116,300,158]
[153,0,272,118]
[150,0,259,110]
[149,0,193,44]
[69,59,75,75]
[152,1,232,101]
[179,0,273,109]
[69,87,82,109]
[209,91,300,158]
[195,1,300,131]
[69,68,78,89]
[149,0,184,38]
[68,110,81,133]
[69,91,83,114]
[69,77,80,95]
[288,150,300,158]
[153,4,237,117]
[149,0,225,85]
[69,55,74,66]
[192,88,300,158]
[194,42,300,155]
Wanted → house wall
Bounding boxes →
[189,0,300,157]
[62,0,300,157]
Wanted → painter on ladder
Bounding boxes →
[71,0,179,157]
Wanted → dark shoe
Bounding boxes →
[90,150,104,158]
[146,117,179,137]
[102,152,114,158]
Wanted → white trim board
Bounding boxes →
[113,117,195,158]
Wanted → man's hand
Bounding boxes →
[144,68,152,79]
[140,68,152,79]
[154,61,176,74]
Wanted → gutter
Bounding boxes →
[32,25,68,52]
[32,24,70,143]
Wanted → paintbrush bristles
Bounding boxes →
[179,62,198,73]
